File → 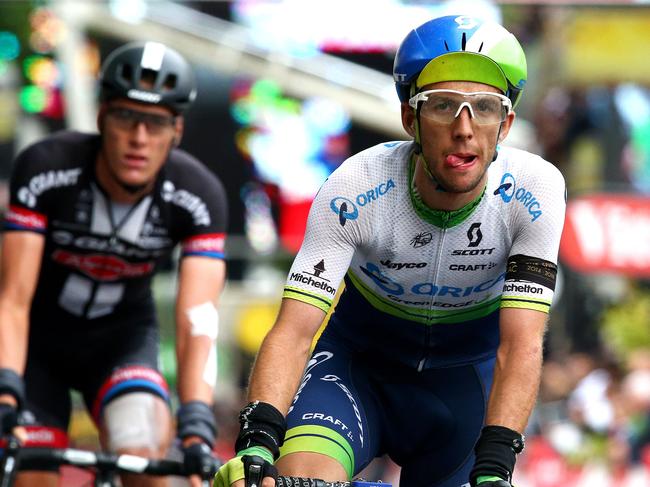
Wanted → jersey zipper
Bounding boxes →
[417,216,450,372]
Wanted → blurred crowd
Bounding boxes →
[511,349,650,486]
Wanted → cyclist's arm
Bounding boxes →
[0,232,45,404]
[485,307,546,432]
[247,298,326,414]
[175,255,225,406]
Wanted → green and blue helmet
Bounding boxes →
[393,15,527,108]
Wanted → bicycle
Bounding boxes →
[0,435,390,487]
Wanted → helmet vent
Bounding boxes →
[139,69,158,90]
[478,42,484,52]
[461,32,467,51]
[119,63,133,83]
[163,74,178,92]
[444,40,450,51]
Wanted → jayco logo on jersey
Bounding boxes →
[18,168,83,208]
[330,179,395,226]
[495,172,542,222]
[360,262,506,297]
[381,259,427,270]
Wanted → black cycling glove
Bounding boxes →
[182,441,219,479]
[235,401,287,460]
[0,403,18,435]
[0,368,25,435]
[470,425,524,486]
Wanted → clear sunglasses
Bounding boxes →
[408,89,512,125]
[106,107,177,134]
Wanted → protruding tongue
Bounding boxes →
[445,154,474,167]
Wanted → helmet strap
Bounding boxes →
[492,122,504,162]
[413,104,448,192]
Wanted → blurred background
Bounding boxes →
[1,0,650,485]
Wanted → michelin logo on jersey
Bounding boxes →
[330,179,395,226]
[290,260,336,296]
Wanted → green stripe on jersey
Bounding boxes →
[348,270,501,324]
[501,295,551,313]
[283,286,333,313]
[279,425,354,479]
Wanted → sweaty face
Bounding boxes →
[409,80,514,194]
[97,99,182,197]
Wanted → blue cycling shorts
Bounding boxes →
[279,335,495,487]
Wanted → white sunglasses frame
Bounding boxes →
[408,89,513,124]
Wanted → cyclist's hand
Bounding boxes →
[242,454,277,487]
[0,402,27,445]
[213,455,245,487]
[213,447,276,487]
[0,403,18,435]
[183,441,219,481]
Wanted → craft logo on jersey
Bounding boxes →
[495,172,543,222]
[467,222,482,247]
[330,179,395,226]
[411,232,432,248]
[290,259,335,295]
[52,249,154,281]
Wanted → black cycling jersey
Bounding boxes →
[4,130,228,332]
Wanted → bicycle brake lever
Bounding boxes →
[246,462,264,487]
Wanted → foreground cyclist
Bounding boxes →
[216,15,565,487]
[0,42,227,487]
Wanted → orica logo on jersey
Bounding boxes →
[330,179,395,226]
[496,172,543,222]
[360,261,506,297]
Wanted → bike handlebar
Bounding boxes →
[1,437,389,487]
[0,436,217,487]
[14,447,192,476]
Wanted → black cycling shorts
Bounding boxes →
[22,317,169,446]
[280,334,495,487]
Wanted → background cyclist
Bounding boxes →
[0,41,227,487]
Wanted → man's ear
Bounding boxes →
[97,104,107,132]
[401,102,416,137]
[172,116,184,147]
[498,111,516,143]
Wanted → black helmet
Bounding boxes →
[99,41,196,114]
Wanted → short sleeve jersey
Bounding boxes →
[283,141,566,368]
[3,131,228,328]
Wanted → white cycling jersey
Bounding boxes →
[283,141,566,367]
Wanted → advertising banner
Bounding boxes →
[560,194,650,276]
